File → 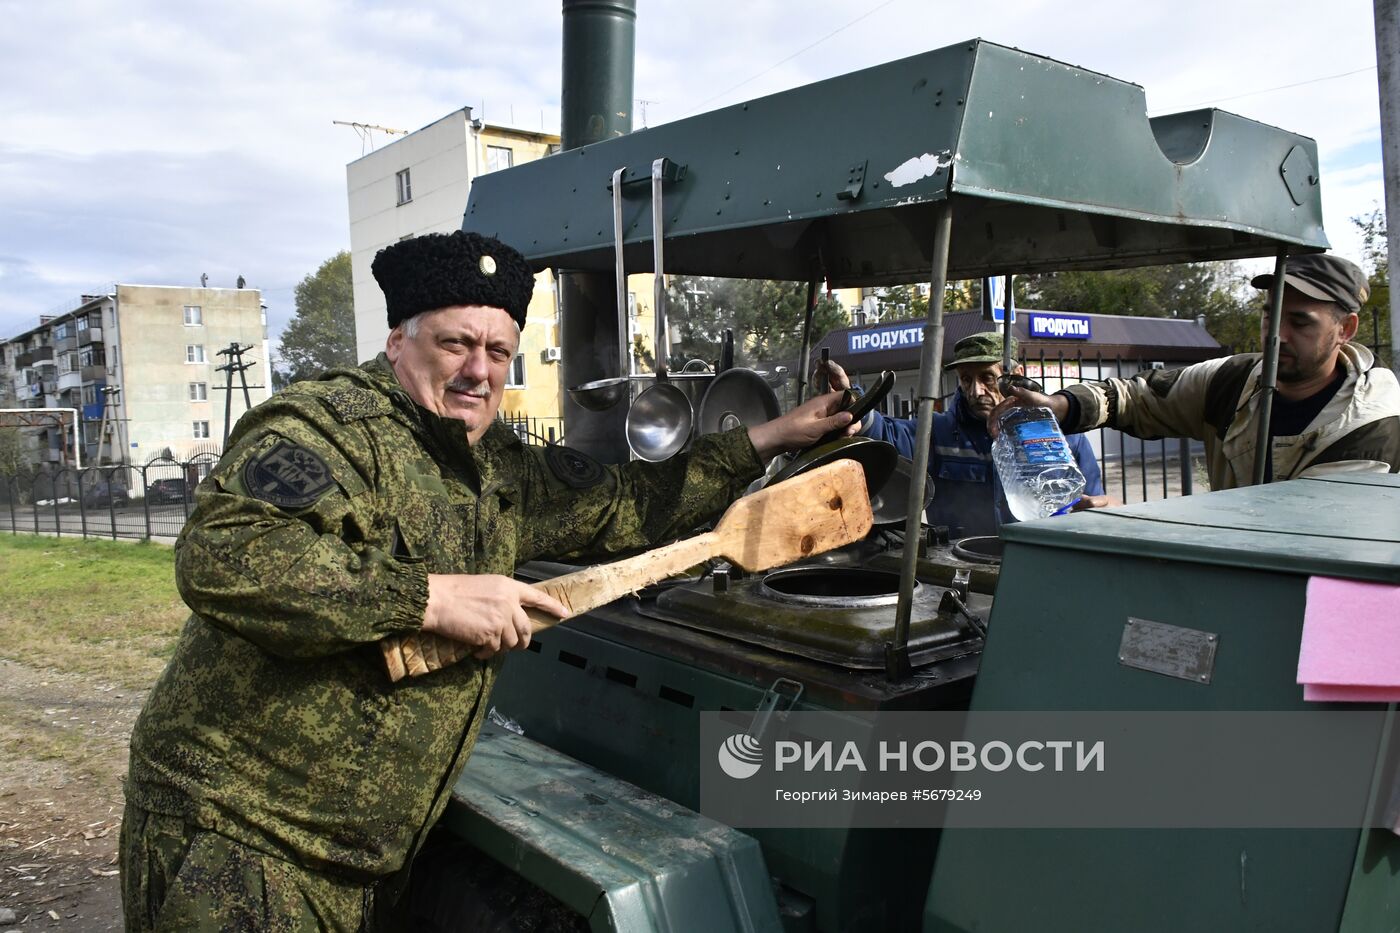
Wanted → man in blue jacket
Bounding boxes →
[823,332,1106,539]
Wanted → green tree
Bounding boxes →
[0,427,34,501]
[277,251,356,384]
[1017,261,1257,353]
[665,276,848,367]
[1354,207,1392,369]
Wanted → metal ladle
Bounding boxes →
[626,158,693,461]
[565,166,632,412]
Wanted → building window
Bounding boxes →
[186,344,206,363]
[486,145,514,173]
[82,385,98,406]
[54,323,69,340]
[396,168,412,205]
[62,352,78,374]
[506,353,526,388]
[193,421,211,439]
[78,346,104,368]
[184,305,203,326]
[76,315,89,333]
[189,382,208,401]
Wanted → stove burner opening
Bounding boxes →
[952,535,1003,564]
[758,567,914,608]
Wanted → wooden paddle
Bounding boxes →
[381,459,873,681]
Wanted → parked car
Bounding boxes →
[82,481,130,508]
[146,477,189,504]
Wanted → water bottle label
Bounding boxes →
[1012,421,1074,465]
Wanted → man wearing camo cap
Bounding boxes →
[822,331,1107,538]
[995,253,1400,488]
[120,230,856,930]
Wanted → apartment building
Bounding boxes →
[1,285,272,473]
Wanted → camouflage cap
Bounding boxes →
[950,331,1018,367]
[372,231,535,330]
[1249,253,1369,313]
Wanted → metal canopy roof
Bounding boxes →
[464,39,1329,285]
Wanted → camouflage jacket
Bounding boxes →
[126,356,763,881]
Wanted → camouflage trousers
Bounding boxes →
[119,802,406,932]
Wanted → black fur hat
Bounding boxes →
[371,231,534,330]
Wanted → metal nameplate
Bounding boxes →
[1118,617,1218,685]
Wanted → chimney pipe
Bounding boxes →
[559,0,636,461]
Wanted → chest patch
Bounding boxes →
[544,444,606,489]
[242,439,335,508]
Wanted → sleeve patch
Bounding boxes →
[241,439,336,508]
[544,444,607,489]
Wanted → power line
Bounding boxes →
[1150,65,1376,115]
[679,0,902,118]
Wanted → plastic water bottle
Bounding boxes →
[991,406,1086,521]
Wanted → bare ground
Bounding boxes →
[0,660,144,930]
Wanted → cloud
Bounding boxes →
[0,0,1387,342]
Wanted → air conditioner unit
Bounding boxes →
[540,347,562,364]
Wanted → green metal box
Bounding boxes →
[925,475,1400,932]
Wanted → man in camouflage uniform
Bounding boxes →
[121,231,854,931]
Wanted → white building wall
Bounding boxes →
[348,110,476,363]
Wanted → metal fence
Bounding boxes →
[0,452,220,541]
[874,351,1206,506]
[0,414,571,543]
[498,412,566,446]
[0,358,1205,543]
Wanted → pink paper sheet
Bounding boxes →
[1297,576,1400,701]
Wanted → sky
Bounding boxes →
[0,0,1388,349]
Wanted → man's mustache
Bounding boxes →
[447,379,491,398]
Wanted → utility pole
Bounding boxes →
[1377,0,1400,373]
[214,343,263,446]
[98,385,124,464]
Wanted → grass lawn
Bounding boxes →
[0,534,186,690]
